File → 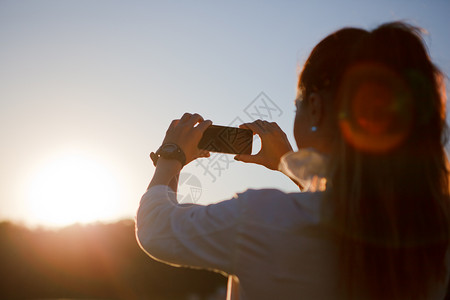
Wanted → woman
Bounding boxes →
[136,22,450,299]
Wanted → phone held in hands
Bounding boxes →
[198,125,253,155]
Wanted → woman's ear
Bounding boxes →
[307,92,324,127]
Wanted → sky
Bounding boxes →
[1,0,449,227]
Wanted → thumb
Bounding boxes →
[234,154,262,165]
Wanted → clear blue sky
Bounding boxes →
[1,0,449,227]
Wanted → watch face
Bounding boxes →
[155,143,186,166]
[161,144,178,153]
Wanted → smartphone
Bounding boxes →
[198,125,253,155]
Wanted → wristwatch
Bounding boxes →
[150,143,186,167]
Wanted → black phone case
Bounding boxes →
[198,125,253,155]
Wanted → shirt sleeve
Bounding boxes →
[135,185,243,275]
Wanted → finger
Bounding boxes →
[239,123,257,135]
[196,119,213,133]
[185,113,204,127]
[166,119,180,133]
[265,122,286,135]
[180,112,192,122]
[255,119,273,132]
[269,121,280,129]
[234,154,263,165]
[268,122,286,134]
[198,149,211,158]
[240,121,266,135]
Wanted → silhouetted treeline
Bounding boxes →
[0,220,226,300]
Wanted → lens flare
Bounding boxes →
[338,63,413,153]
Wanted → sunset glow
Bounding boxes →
[26,153,122,227]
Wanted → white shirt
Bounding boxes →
[136,150,450,299]
[136,185,341,299]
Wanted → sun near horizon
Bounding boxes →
[24,150,124,228]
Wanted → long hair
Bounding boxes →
[300,22,450,299]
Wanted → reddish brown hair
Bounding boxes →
[299,22,450,299]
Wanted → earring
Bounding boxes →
[311,126,317,132]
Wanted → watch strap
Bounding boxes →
[150,151,159,167]
[150,143,186,167]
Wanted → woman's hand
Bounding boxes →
[148,113,211,190]
[162,113,212,165]
[235,120,293,170]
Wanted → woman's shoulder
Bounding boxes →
[237,188,323,206]
[234,189,325,229]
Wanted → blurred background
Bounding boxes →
[1,0,449,299]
